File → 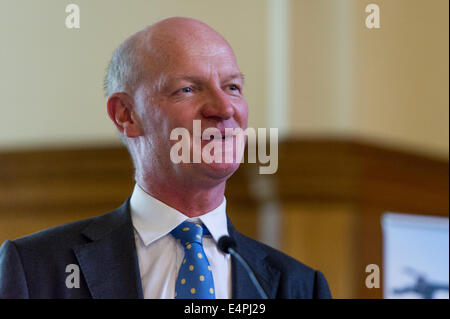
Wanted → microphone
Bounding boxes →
[218,236,269,299]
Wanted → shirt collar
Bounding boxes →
[129,184,229,246]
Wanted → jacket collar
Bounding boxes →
[73,199,144,299]
[72,199,280,299]
[227,217,281,299]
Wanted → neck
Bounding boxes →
[135,175,226,218]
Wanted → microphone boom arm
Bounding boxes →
[228,247,269,299]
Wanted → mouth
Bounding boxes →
[202,135,232,142]
[202,135,231,141]
[200,127,235,141]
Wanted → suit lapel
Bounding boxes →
[73,199,143,299]
[227,218,280,299]
[71,202,279,299]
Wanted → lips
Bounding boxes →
[199,127,236,141]
[202,135,230,141]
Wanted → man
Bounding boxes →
[0,17,331,299]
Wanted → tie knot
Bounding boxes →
[171,221,208,247]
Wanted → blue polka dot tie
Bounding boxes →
[171,221,216,299]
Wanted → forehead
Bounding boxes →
[142,37,241,85]
[170,50,239,76]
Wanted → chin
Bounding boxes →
[200,161,241,181]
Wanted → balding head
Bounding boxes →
[105,17,248,211]
[104,17,237,98]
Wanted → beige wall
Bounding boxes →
[290,0,353,135]
[0,0,267,149]
[1,0,448,158]
[352,0,449,159]
[290,0,449,159]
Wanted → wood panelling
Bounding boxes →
[275,139,448,215]
[282,203,359,298]
[0,147,135,241]
[231,138,448,298]
[0,139,448,298]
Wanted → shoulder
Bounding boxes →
[0,200,131,298]
[0,214,100,298]
[7,200,129,259]
[3,215,99,273]
[233,230,315,276]
[13,216,95,252]
[231,229,332,298]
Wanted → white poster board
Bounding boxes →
[382,212,449,299]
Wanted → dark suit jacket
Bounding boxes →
[0,199,332,299]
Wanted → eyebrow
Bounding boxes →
[165,72,245,88]
[222,72,245,84]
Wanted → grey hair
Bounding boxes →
[104,34,147,148]
[103,35,145,98]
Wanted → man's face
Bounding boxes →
[132,40,249,187]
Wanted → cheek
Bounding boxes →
[139,110,160,136]
[151,105,195,140]
[167,107,197,132]
[237,102,249,128]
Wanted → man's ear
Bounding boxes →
[106,93,143,138]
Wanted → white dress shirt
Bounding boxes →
[129,184,232,299]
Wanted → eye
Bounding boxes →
[180,87,192,93]
[229,84,239,91]
[172,87,194,97]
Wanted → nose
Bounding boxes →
[200,88,235,120]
